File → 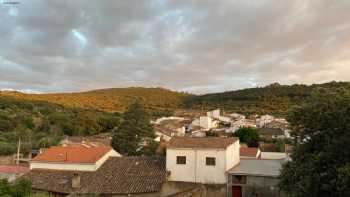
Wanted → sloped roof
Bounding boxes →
[258,127,284,136]
[0,165,29,174]
[228,159,284,177]
[31,146,112,164]
[240,147,260,158]
[168,137,238,149]
[26,157,166,195]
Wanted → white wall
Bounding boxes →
[207,109,221,119]
[30,149,121,171]
[166,149,196,182]
[225,141,240,171]
[166,143,240,184]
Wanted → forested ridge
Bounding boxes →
[184,81,350,115]
[0,87,190,112]
[0,96,121,155]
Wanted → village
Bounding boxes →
[0,109,292,197]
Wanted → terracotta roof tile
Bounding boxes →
[26,157,166,195]
[168,137,238,149]
[32,146,112,164]
[240,147,260,158]
[0,165,29,174]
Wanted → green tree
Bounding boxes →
[232,127,260,147]
[279,88,350,197]
[0,179,32,197]
[111,102,156,156]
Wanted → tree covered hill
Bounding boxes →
[183,81,350,115]
[0,87,191,112]
[0,96,121,155]
[1,82,349,116]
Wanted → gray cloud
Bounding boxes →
[0,0,350,94]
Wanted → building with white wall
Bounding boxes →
[30,146,121,171]
[166,137,240,184]
[207,109,221,119]
[199,116,218,130]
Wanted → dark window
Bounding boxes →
[232,175,247,184]
[176,156,186,164]
[206,157,216,166]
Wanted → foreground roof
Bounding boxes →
[0,165,29,174]
[26,156,166,195]
[228,159,284,177]
[32,146,112,164]
[168,137,238,149]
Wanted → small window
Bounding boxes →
[206,157,216,166]
[176,156,186,164]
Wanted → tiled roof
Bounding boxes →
[26,157,166,195]
[240,147,260,158]
[168,137,238,149]
[258,127,284,136]
[31,146,112,164]
[0,165,29,174]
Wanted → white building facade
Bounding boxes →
[166,137,240,184]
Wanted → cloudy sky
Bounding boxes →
[1,0,350,94]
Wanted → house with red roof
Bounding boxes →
[240,147,261,159]
[0,165,29,182]
[30,146,121,171]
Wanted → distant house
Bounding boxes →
[30,146,121,171]
[199,116,218,130]
[257,127,286,139]
[166,137,240,184]
[227,159,284,197]
[154,119,188,141]
[256,115,275,128]
[0,165,29,182]
[240,147,261,159]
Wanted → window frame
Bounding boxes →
[205,157,216,166]
[176,156,186,165]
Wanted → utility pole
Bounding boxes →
[16,137,21,165]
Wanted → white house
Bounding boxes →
[199,116,218,130]
[30,146,121,171]
[207,109,221,119]
[256,115,275,128]
[166,137,240,184]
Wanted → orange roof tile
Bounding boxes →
[240,147,260,158]
[32,146,112,164]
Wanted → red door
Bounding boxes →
[232,186,242,197]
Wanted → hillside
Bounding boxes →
[1,82,349,117]
[183,81,350,115]
[0,87,191,112]
[0,96,122,155]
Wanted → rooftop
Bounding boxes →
[26,157,166,195]
[31,146,112,164]
[228,159,284,177]
[0,165,29,174]
[168,137,238,149]
[258,127,284,136]
[240,147,260,158]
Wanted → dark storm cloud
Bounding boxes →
[0,0,350,93]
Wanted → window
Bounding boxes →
[232,175,247,184]
[206,157,216,166]
[176,156,186,164]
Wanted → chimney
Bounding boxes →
[72,173,81,188]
